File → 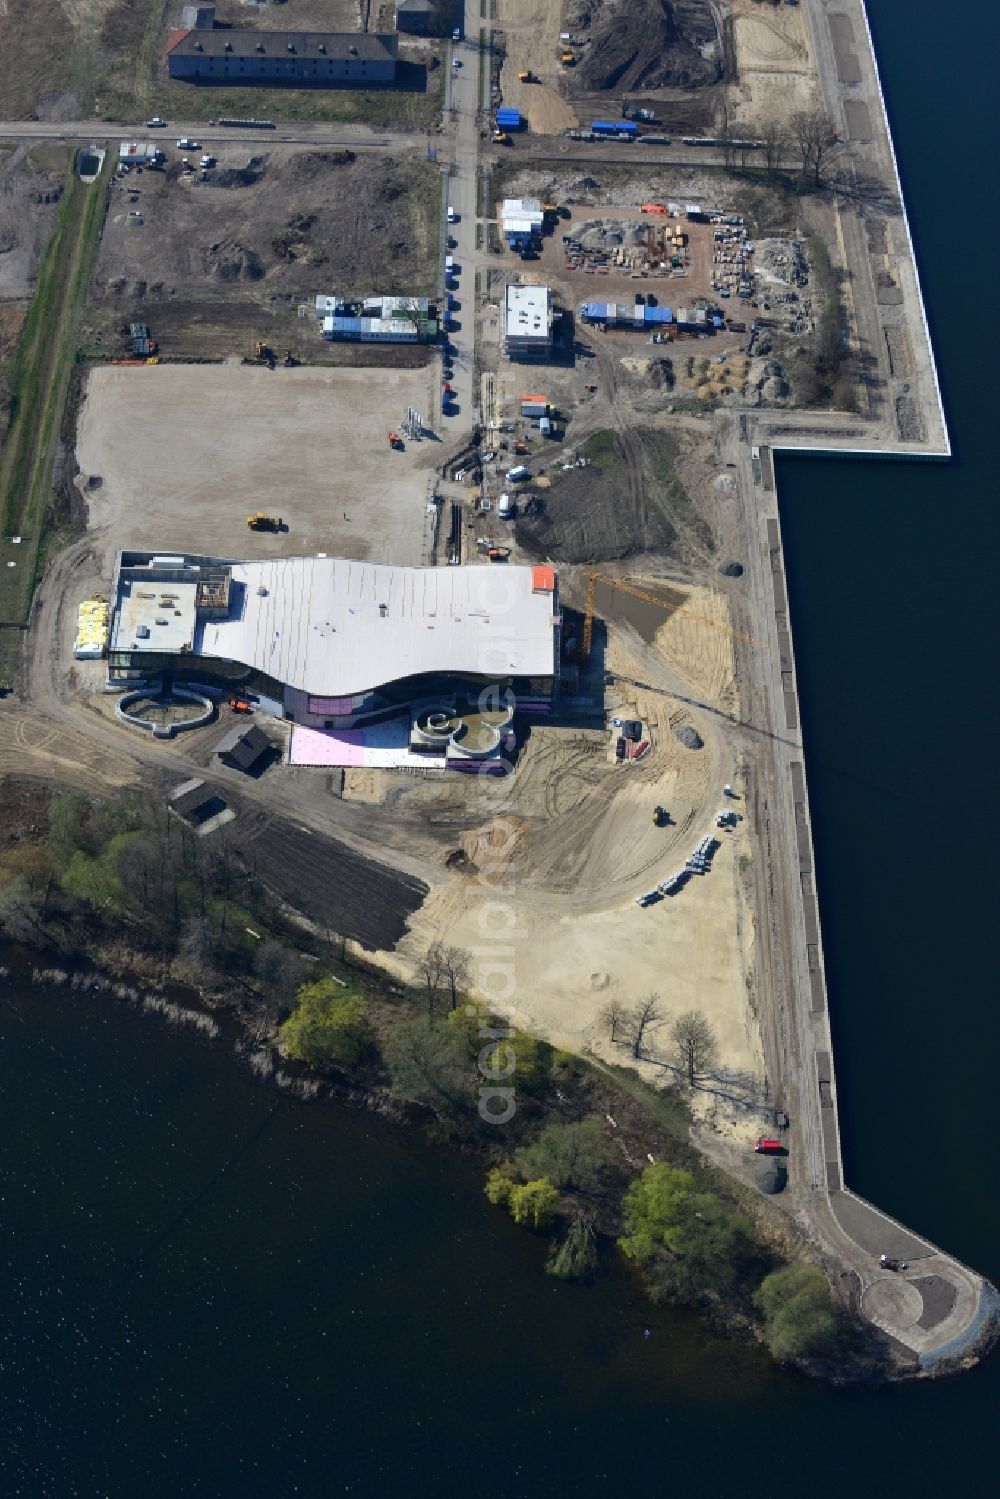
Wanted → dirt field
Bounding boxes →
[0,144,69,300]
[515,426,715,567]
[74,363,443,570]
[495,0,723,136]
[232,803,429,952]
[728,0,818,125]
[376,606,758,1080]
[86,147,438,360]
[0,0,439,123]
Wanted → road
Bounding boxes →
[436,9,485,440]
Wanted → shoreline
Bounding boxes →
[5,936,997,1382]
[721,0,989,1367]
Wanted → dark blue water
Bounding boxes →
[2,1,998,1493]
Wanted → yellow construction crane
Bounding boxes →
[580,570,764,658]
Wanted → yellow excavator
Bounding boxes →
[247,513,282,532]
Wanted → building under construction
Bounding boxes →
[315,294,438,344]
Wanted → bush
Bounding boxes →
[279,978,373,1071]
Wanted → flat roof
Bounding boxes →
[504,284,551,340]
[168,29,397,61]
[112,577,198,653]
[184,558,558,695]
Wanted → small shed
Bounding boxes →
[181,4,215,27]
[395,0,433,33]
[215,723,272,774]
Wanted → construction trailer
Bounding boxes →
[496,108,523,132]
[501,197,544,250]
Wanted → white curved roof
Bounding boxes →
[195,557,557,695]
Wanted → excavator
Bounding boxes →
[247,512,282,532]
[387,430,404,450]
[254,340,276,370]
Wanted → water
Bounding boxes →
[2,0,998,1492]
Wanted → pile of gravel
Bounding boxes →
[719,560,744,577]
[674,725,704,750]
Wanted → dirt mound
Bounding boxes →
[674,724,704,749]
[282,150,356,184]
[570,0,722,92]
[212,166,263,190]
[204,240,263,282]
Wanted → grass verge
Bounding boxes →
[0,155,110,628]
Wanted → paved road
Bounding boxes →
[436,10,485,446]
[0,117,426,152]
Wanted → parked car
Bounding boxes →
[176,137,199,150]
[146,116,166,127]
[452,57,462,69]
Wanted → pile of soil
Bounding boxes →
[674,724,704,750]
[569,0,722,92]
[203,240,264,281]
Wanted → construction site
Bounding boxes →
[84,145,439,362]
[0,0,987,1378]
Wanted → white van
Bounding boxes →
[445,254,454,272]
[447,205,457,223]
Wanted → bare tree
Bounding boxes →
[600,996,626,1044]
[625,994,665,1059]
[672,1010,719,1084]
[419,940,447,1016]
[790,109,843,188]
[440,945,471,1010]
[751,113,787,177]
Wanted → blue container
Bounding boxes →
[496,108,522,128]
[591,121,617,135]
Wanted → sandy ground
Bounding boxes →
[75,363,443,569]
[379,592,759,1083]
[496,0,579,134]
[729,0,818,123]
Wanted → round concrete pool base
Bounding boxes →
[117,686,214,738]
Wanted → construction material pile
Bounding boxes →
[73,596,109,659]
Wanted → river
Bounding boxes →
[2,0,998,1493]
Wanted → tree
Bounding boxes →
[790,108,843,188]
[418,940,447,1015]
[384,1013,472,1115]
[754,1263,839,1360]
[625,994,664,1059]
[750,113,787,177]
[672,1010,718,1084]
[2,845,58,919]
[279,978,373,1071]
[546,1216,598,1281]
[600,996,626,1044]
[253,941,308,1009]
[514,1119,612,1191]
[646,1191,755,1302]
[485,1170,560,1231]
[508,1178,560,1230]
[619,1163,695,1262]
[620,1164,755,1304]
[440,946,471,1010]
[173,915,223,987]
[0,873,44,942]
